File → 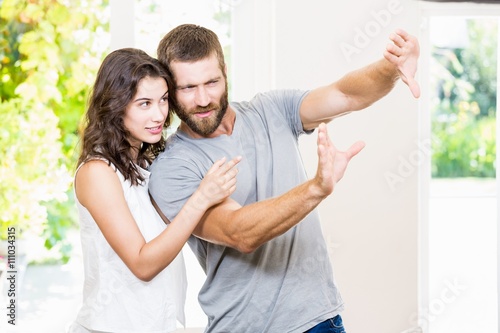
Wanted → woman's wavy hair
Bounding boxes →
[77,48,172,185]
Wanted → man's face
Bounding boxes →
[170,54,228,137]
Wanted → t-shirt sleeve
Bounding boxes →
[148,155,203,222]
[254,89,313,139]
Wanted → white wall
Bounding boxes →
[232,1,420,332]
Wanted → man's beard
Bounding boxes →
[173,90,229,136]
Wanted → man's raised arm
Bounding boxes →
[300,29,420,131]
[192,123,365,253]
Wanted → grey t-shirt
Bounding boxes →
[149,89,344,333]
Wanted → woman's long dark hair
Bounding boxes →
[77,48,172,185]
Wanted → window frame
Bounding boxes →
[418,1,500,332]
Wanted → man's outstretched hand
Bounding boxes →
[384,29,421,99]
[313,123,365,198]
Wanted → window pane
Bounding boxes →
[430,17,496,179]
[428,16,498,333]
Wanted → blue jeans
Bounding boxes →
[304,315,346,333]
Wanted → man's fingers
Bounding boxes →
[383,49,399,63]
[394,28,410,41]
[407,77,421,98]
[389,29,412,50]
[346,141,366,160]
[317,123,327,142]
[389,32,405,47]
[386,43,402,57]
[383,38,421,99]
[317,122,333,152]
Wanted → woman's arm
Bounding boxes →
[75,157,240,281]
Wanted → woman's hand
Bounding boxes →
[196,156,242,208]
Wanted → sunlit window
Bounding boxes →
[421,6,499,332]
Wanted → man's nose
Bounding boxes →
[194,86,210,107]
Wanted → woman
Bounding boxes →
[70,48,240,333]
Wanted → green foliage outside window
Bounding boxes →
[0,0,109,262]
[431,19,497,178]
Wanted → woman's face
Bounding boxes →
[123,76,169,153]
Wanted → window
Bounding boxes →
[419,2,500,332]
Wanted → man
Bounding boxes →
[149,24,419,333]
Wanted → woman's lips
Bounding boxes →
[146,125,163,134]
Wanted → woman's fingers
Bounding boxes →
[206,156,227,175]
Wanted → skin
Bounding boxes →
[167,29,420,253]
[75,76,241,281]
[123,77,170,153]
[301,29,420,130]
[173,56,230,138]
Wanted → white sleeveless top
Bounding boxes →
[72,160,186,333]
